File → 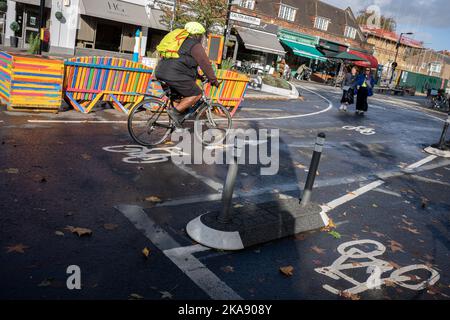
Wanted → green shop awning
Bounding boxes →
[281,39,326,61]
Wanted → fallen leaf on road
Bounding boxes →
[104,223,119,231]
[340,291,360,300]
[221,266,235,273]
[55,231,65,237]
[145,196,162,204]
[81,154,92,160]
[129,293,144,300]
[311,246,326,255]
[389,240,404,253]
[5,244,29,253]
[372,204,378,208]
[385,280,396,287]
[233,204,244,208]
[160,291,173,299]
[351,262,363,267]
[387,261,401,269]
[372,231,385,238]
[5,168,19,174]
[279,266,294,277]
[321,219,336,232]
[142,247,151,258]
[296,163,306,169]
[38,279,53,287]
[328,231,342,239]
[402,219,414,226]
[400,226,420,235]
[65,226,92,237]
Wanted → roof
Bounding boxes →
[361,25,423,48]
[245,0,364,42]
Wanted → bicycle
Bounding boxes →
[128,78,232,147]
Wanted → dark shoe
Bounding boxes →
[167,108,184,128]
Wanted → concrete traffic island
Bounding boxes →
[425,112,450,158]
[187,134,329,251]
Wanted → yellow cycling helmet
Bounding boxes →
[185,22,206,35]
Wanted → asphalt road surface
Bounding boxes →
[1,82,449,300]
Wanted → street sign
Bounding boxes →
[230,12,261,26]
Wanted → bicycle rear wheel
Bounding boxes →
[128,98,173,146]
[194,103,232,146]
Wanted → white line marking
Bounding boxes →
[28,120,127,124]
[373,188,402,198]
[406,155,437,169]
[323,180,385,213]
[116,204,242,300]
[407,175,450,187]
[27,86,333,125]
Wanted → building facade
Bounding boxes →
[227,0,375,74]
[4,0,169,57]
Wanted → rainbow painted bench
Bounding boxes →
[63,56,155,114]
[0,52,64,113]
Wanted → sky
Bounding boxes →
[322,0,450,51]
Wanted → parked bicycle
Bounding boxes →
[128,78,232,147]
[427,89,449,112]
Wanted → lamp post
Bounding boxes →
[38,0,45,55]
[222,0,233,60]
[389,32,413,86]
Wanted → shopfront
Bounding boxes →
[228,13,285,69]
[76,0,167,55]
[278,29,326,72]
[9,0,51,49]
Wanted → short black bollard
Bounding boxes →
[217,137,243,224]
[437,112,450,150]
[300,133,326,207]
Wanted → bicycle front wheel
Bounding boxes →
[194,103,232,146]
[128,98,173,146]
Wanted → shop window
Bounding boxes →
[344,26,357,39]
[278,4,297,22]
[239,0,255,10]
[314,17,330,31]
[95,22,122,52]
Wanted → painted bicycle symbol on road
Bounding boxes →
[315,240,440,296]
[103,145,189,164]
[343,126,376,135]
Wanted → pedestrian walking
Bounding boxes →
[355,68,375,115]
[339,66,357,112]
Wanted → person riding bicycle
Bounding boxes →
[154,22,220,127]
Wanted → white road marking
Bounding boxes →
[373,188,402,198]
[28,120,128,124]
[408,174,450,187]
[405,155,437,169]
[115,204,242,300]
[27,86,333,125]
[323,180,385,213]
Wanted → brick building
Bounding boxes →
[227,0,376,72]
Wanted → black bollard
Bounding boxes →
[437,113,450,150]
[217,137,242,224]
[300,133,326,207]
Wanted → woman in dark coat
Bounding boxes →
[339,66,358,112]
[355,68,376,115]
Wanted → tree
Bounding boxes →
[356,10,397,32]
[160,0,228,34]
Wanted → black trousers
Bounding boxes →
[356,87,369,111]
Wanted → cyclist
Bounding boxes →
[154,22,220,127]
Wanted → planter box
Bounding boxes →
[0,52,64,113]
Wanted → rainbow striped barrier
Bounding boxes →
[64,56,153,114]
[203,69,249,117]
[0,52,64,113]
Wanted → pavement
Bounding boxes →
[0,82,449,300]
